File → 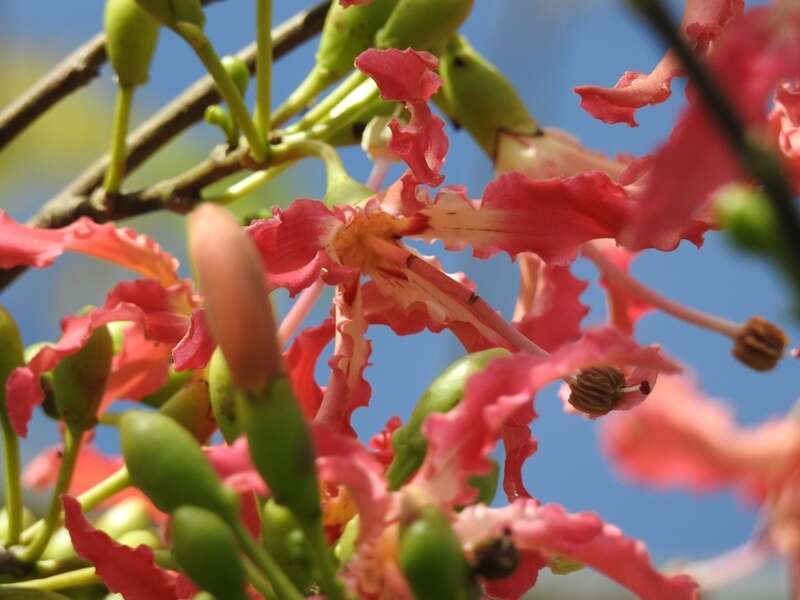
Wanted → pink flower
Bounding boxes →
[575,0,744,126]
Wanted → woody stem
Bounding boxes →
[582,241,741,338]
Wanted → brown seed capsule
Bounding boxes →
[471,531,520,580]
[732,316,787,372]
[567,366,626,416]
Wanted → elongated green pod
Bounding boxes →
[387,348,509,489]
[104,0,160,87]
[208,348,242,444]
[140,367,193,409]
[158,378,216,443]
[437,36,540,157]
[133,0,205,30]
[171,506,248,600]
[120,411,236,521]
[375,0,474,50]
[262,499,314,592]
[53,325,113,433]
[0,306,24,414]
[399,504,477,600]
[240,377,320,529]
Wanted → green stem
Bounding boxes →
[255,0,273,141]
[626,0,800,268]
[204,164,291,205]
[20,429,84,563]
[103,85,135,194]
[271,65,337,127]
[232,521,304,600]
[304,523,346,600]
[2,566,99,591]
[244,557,279,600]
[0,411,22,545]
[285,70,366,133]
[178,23,269,162]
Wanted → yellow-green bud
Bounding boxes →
[133,0,205,30]
[375,0,474,50]
[104,0,160,87]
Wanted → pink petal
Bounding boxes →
[513,254,589,352]
[574,0,744,126]
[312,424,391,543]
[6,280,191,437]
[172,308,216,371]
[62,495,179,600]
[585,241,652,335]
[205,439,267,496]
[369,415,402,468]
[285,319,336,419]
[101,323,171,412]
[415,174,634,264]
[600,374,800,499]
[248,200,353,296]
[0,213,181,287]
[770,81,800,185]
[624,6,800,250]
[456,501,699,600]
[340,0,372,5]
[316,282,372,435]
[356,49,447,186]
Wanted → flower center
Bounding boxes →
[330,209,409,270]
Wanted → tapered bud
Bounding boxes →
[262,499,314,592]
[188,203,280,392]
[0,306,24,417]
[104,0,160,87]
[203,105,236,145]
[733,317,787,372]
[53,323,113,432]
[222,55,250,97]
[208,348,242,444]
[437,36,539,157]
[171,506,248,600]
[387,349,509,489]
[120,411,236,521]
[158,379,216,442]
[240,377,321,529]
[399,501,478,600]
[376,0,474,50]
[133,0,205,30]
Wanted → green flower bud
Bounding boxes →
[437,36,540,157]
[222,55,250,97]
[120,411,236,521]
[715,184,783,256]
[133,0,205,30]
[399,504,477,600]
[171,506,247,600]
[104,0,160,87]
[261,499,314,592]
[94,498,152,539]
[208,348,243,444]
[53,324,113,433]
[0,506,35,544]
[117,529,162,549]
[333,515,358,565]
[375,0,474,51]
[0,306,24,416]
[158,378,216,443]
[240,377,321,530]
[140,367,193,409]
[41,528,75,561]
[387,348,509,489]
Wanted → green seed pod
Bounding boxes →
[240,377,321,529]
[133,0,205,30]
[399,504,478,600]
[158,378,216,443]
[222,55,250,97]
[716,184,783,256]
[41,527,75,561]
[140,367,193,409]
[0,306,24,416]
[171,506,247,600]
[375,0,474,51]
[261,499,314,592]
[104,0,160,87]
[117,529,162,549]
[387,348,509,489]
[94,498,152,539]
[52,324,113,433]
[437,36,540,157]
[120,411,236,521]
[208,348,242,444]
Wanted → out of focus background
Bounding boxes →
[0,0,791,597]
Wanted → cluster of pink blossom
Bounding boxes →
[1,0,800,599]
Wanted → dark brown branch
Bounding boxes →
[0,34,107,151]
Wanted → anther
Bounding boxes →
[468,292,480,305]
[732,316,787,372]
[567,366,626,416]
[471,533,520,580]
